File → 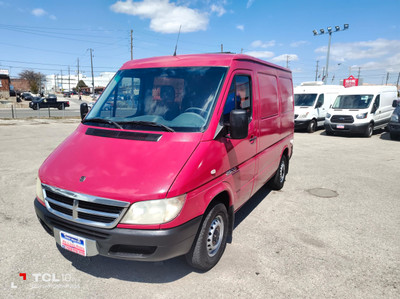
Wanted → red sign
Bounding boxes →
[343,75,358,88]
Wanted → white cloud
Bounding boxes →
[110,0,209,33]
[290,40,307,48]
[315,38,400,61]
[271,54,299,63]
[210,4,226,17]
[244,51,274,59]
[49,15,57,20]
[315,38,400,72]
[246,0,255,8]
[250,40,275,48]
[236,25,244,31]
[32,8,47,17]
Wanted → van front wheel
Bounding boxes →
[307,119,317,133]
[186,203,228,271]
[364,123,373,137]
[268,155,288,190]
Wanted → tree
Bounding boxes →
[76,80,87,89]
[19,70,46,94]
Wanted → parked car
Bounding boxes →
[294,82,344,133]
[9,90,16,97]
[63,92,71,98]
[29,96,70,110]
[325,86,397,137]
[388,103,400,140]
[34,53,294,271]
[21,92,33,101]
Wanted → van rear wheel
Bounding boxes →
[268,155,288,190]
[185,203,228,271]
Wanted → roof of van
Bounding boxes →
[338,85,397,95]
[120,53,290,72]
[294,84,344,94]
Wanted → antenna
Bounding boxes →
[173,25,182,56]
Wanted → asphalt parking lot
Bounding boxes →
[1,119,399,298]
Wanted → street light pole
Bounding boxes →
[313,24,349,84]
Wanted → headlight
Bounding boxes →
[120,195,186,225]
[326,113,331,119]
[356,112,368,119]
[391,114,399,122]
[299,112,309,118]
[36,177,45,204]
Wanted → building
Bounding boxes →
[0,69,11,99]
[45,72,115,93]
[11,78,30,92]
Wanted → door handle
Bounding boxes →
[249,136,257,143]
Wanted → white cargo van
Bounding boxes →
[324,85,397,137]
[294,82,344,133]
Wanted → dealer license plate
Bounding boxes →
[60,230,87,256]
[336,125,345,129]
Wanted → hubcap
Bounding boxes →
[206,215,224,257]
[279,160,286,183]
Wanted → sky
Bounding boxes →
[0,0,399,87]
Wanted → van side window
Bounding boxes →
[258,73,278,118]
[279,77,294,113]
[374,95,380,108]
[316,94,324,108]
[222,75,252,123]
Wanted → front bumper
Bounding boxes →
[294,119,311,130]
[34,198,201,261]
[324,121,369,135]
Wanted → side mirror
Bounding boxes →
[80,103,89,120]
[393,100,398,108]
[229,109,248,139]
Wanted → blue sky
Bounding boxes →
[0,0,399,86]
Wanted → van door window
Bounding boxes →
[315,94,324,108]
[222,75,252,123]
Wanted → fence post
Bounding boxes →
[11,105,15,119]
[37,103,40,118]
[62,103,65,118]
[48,106,50,118]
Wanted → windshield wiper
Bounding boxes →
[82,118,123,130]
[118,120,175,132]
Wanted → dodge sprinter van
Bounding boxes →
[34,54,294,271]
[325,86,397,137]
[294,82,344,132]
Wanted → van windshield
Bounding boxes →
[85,67,227,132]
[294,94,317,106]
[332,95,373,109]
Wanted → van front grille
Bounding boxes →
[331,115,354,123]
[43,184,130,229]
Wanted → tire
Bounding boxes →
[307,119,317,133]
[267,155,288,190]
[364,123,373,137]
[186,203,228,271]
[58,105,65,110]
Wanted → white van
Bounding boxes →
[294,82,344,132]
[324,85,397,137]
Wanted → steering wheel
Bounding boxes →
[184,107,207,117]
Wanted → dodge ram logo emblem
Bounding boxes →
[79,176,86,182]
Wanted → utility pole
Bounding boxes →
[386,72,389,85]
[357,67,361,79]
[60,70,63,92]
[130,29,133,60]
[221,44,223,53]
[286,55,290,68]
[89,48,95,96]
[54,74,56,93]
[315,61,319,81]
[68,66,71,92]
[77,58,81,99]
[396,72,400,91]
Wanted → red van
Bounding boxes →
[35,54,294,271]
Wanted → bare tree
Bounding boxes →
[19,70,46,94]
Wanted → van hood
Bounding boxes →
[39,124,202,203]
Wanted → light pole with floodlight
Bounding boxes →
[313,24,349,84]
